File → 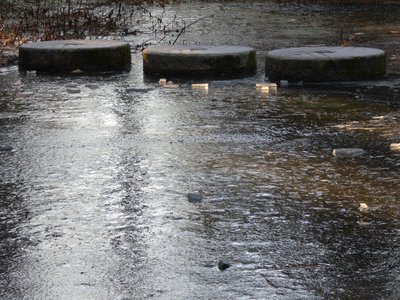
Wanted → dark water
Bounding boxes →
[1,2,400,300]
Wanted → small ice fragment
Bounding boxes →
[192,83,208,89]
[359,203,369,212]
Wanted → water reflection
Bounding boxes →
[1,63,400,298]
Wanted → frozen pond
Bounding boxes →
[1,1,400,299]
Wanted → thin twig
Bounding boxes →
[172,14,213,45]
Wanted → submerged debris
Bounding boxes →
[218,258,231,271]
[332,148,366,158]
[187,192,203,203]
[0,144,13,152]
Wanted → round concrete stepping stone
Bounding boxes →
[142,45,256,78]
[265,46,386,82]
[19,40,131,73]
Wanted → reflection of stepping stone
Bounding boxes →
[19,40,131,73]
[142,45,256,78]
[265,46,386,82]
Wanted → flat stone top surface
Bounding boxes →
[267,46,385,60]
[143,45,254,56]
[20,40,129,50]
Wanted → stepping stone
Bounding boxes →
[142,45,256,78]
[265,46,386,82]
[19,40,131,73]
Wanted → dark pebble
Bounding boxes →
[0,144,13,151]
[187,192,203,203]
[218,258,231,271]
